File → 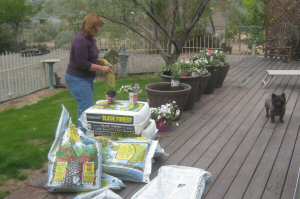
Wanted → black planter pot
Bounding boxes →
[146,82,191,111]
[204,66,218,94]
[161,74,201,110]
[215,64,230,88]
[197,73,211,100]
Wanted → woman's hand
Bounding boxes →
[90,64,112,73]
[99,65,113,73]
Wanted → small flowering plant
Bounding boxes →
[119,83,142,94]
[150,101,181,127]
[169,62,205,78]
[192,48,227,68]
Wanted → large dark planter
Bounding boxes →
[215,64,230,88]
[204,66,218,94]
[161,74,201,110]
[146,82,191,111]
[197,73,211,100]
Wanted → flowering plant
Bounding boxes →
[119,83,142,94]
[164,61,207,78]
[150,101,181,124]
[191,48,227,68]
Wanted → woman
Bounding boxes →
[65,13,111,121]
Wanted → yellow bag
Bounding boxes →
[99,58,111,66]
[99,59,116,89]
[106,71,116,89]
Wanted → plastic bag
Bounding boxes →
[154,143,169,159]
[97,137,158,183]
[131,165,211,199]
[47,106,102,192]
[73,188,122,199]
[102,173,126,190]
[141,119,158,140]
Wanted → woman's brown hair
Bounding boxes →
[81,13,104,37]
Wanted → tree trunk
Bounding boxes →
[162,52,181,66]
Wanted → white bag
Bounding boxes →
[131,165,211,199]
[141,119,158,140]
[73,188,122,199]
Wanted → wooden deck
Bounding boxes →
[6,56,300,199]
[118,56,300,199]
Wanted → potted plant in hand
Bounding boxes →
[119,83,142,105]
[150,101,181,132]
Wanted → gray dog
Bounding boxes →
[265,93,286,123]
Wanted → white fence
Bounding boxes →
[0,35,222,103]
[0,49,69,102]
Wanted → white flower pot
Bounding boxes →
[129,92,138,105]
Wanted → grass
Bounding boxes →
[0,74,160,185]
[0,191,9,199]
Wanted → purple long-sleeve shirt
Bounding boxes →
[67,32,99,78]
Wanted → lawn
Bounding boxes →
[0,74,159,186]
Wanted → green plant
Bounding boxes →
[0,191,9,199]
[169,63,182,80]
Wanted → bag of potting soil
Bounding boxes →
[102,173,126,190]
[131,165,212,199]
[96,137,158,183]
[47,106,102,192]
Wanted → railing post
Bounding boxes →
[41,59,60,89]
[118,48,129,77]
[252,43,256,55]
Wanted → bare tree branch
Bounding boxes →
[131,0,177,45]
[101,14,169,57]
[209,13,216,34]
[100,15,154,44]
[175,0,210,48]
[187,0,211,34]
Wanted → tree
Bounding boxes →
[224,0,265,47]
[97,0,211,65]
[0,0,35,51]
[42,0,211,65]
